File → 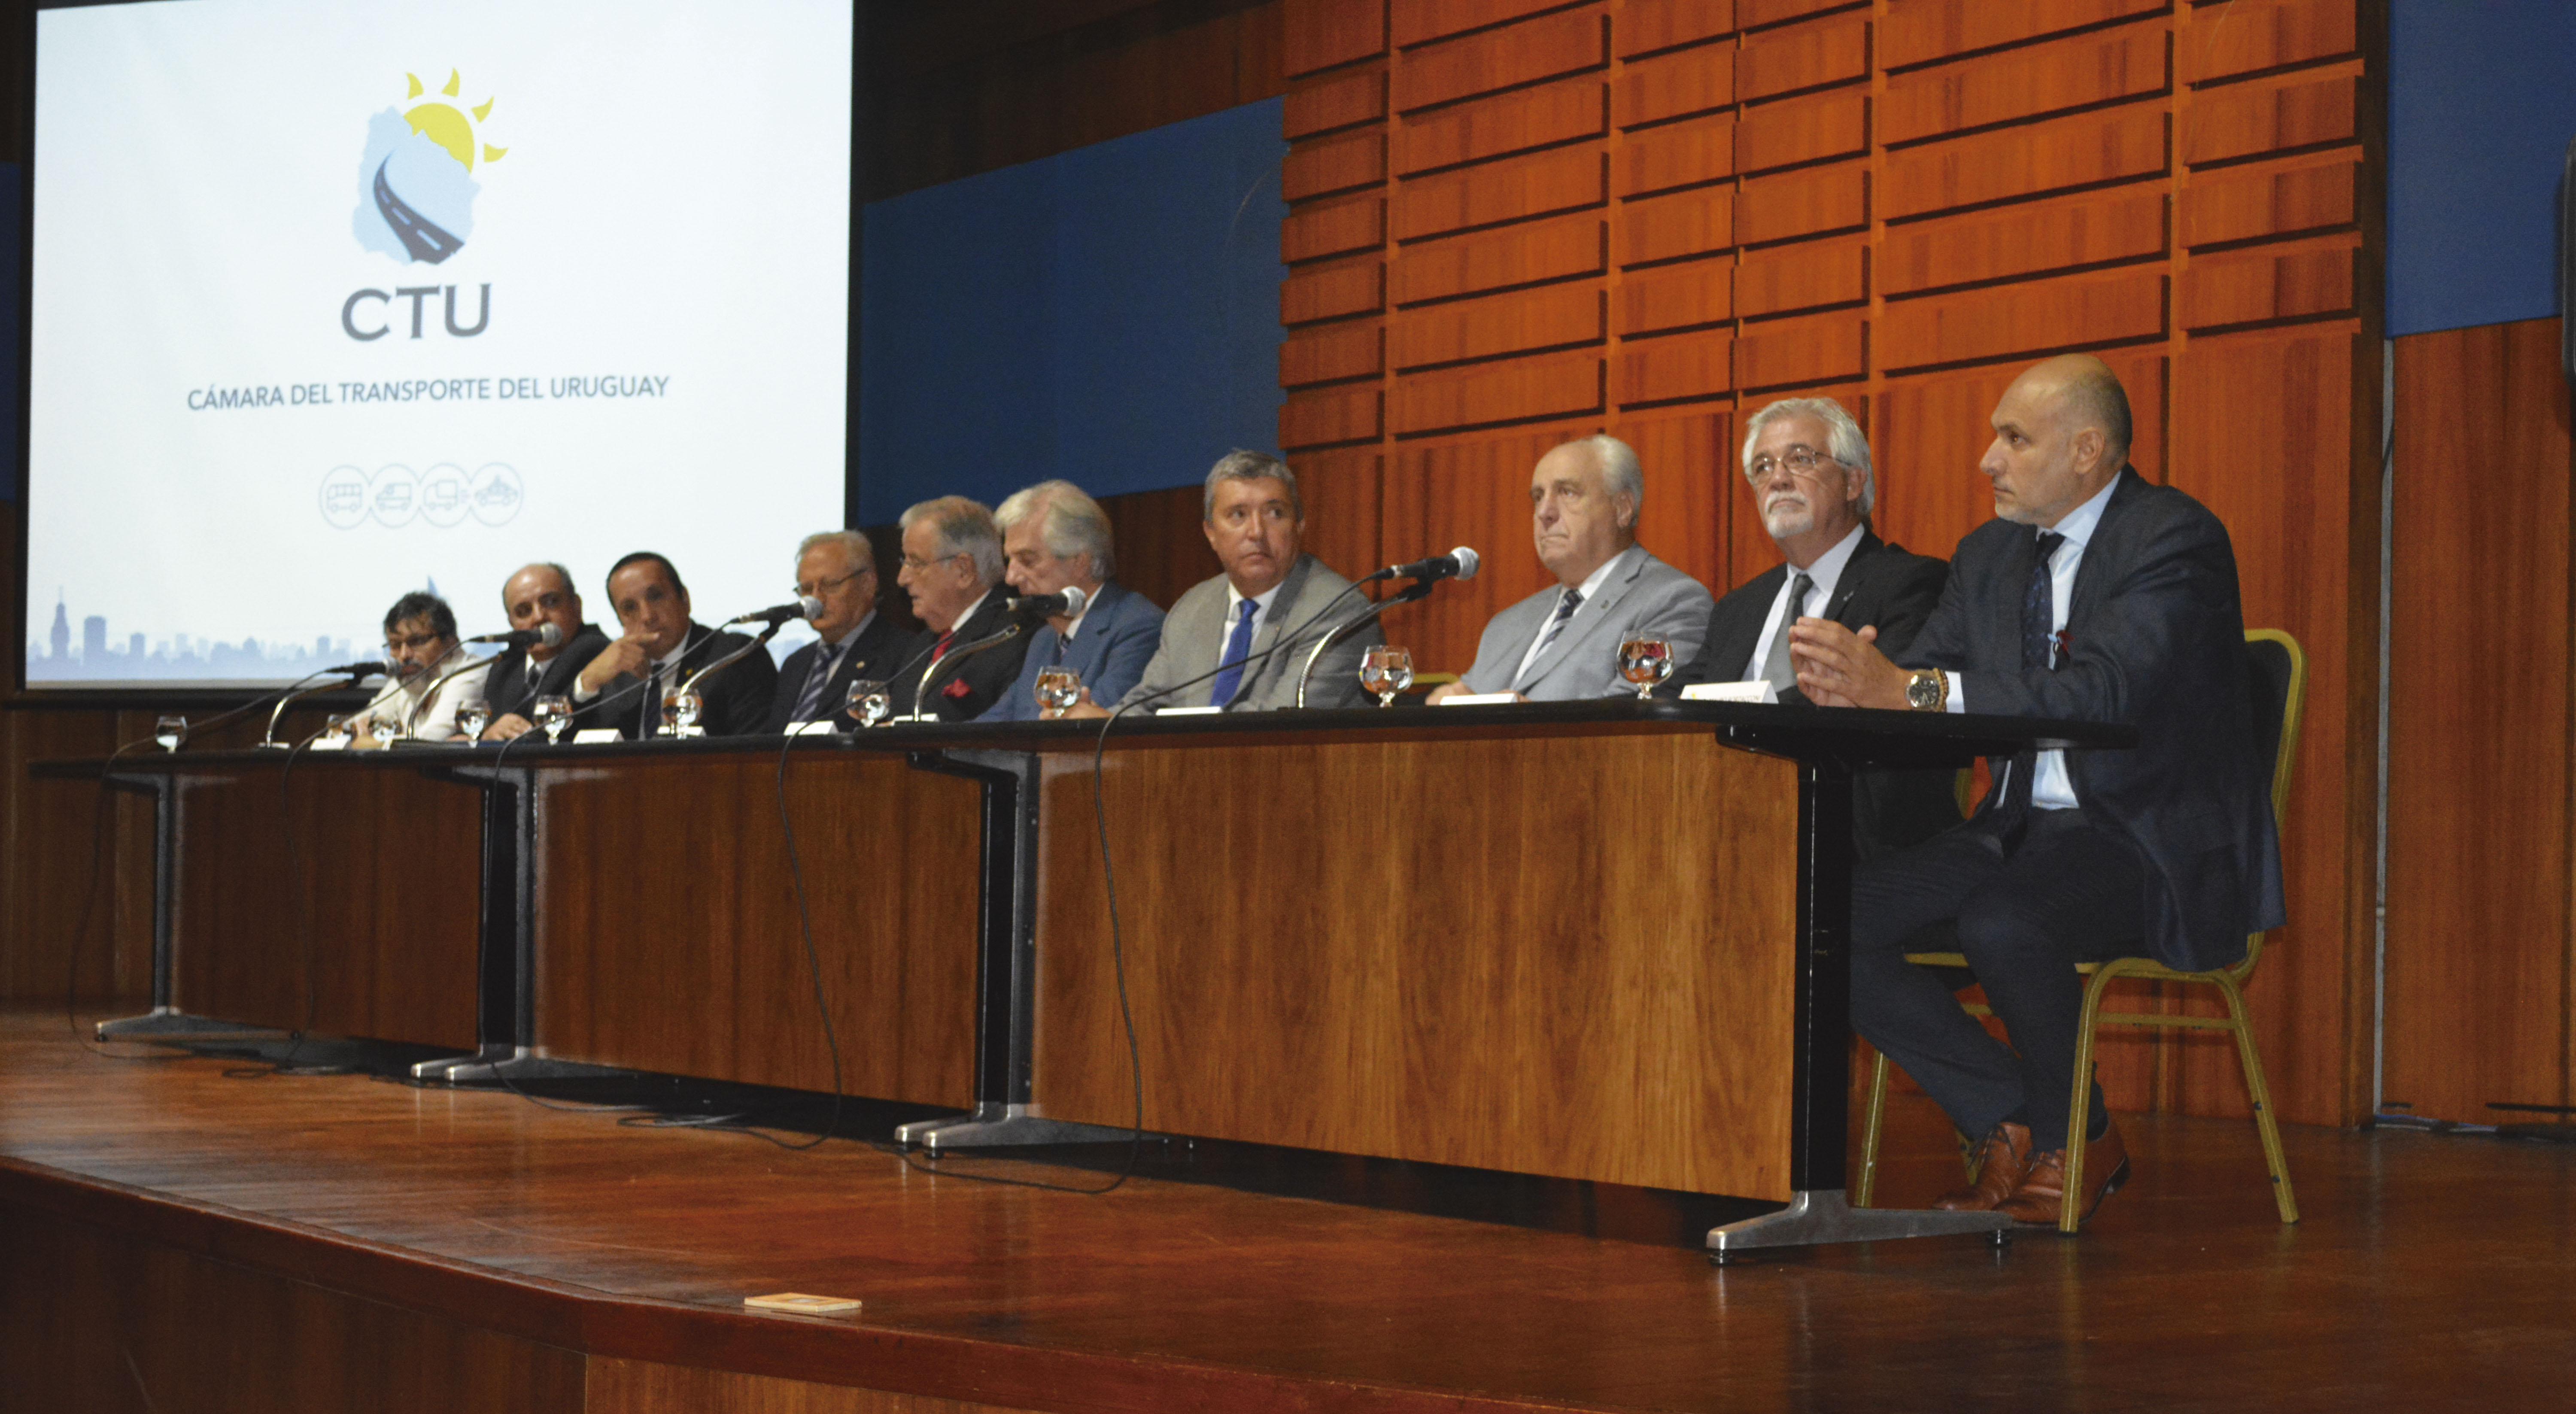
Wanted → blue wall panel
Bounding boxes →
[2388,1,2576,337]
[859,100,1287,525]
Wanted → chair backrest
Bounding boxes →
[2241,629,2306,833]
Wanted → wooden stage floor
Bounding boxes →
[3,1010,2573,1413]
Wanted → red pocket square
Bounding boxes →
[942,678,973,699]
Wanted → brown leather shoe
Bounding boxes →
[1999,1117,2132,1227]
[1932,1122,2033,1211]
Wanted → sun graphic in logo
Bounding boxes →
[352,70,513,266]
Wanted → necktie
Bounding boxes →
[931,630,956,662]
[1759,571,1816,693]
[1519,587,1584,687]
[1996,530,2066,838]
[640,659,666,738]
[790,642,843,723]
[1051,629,1069,666]
[1209,599,1260,706]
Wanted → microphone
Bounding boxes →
[729,595,824,626]
[1003,584,1090,619]
[464,622,566,650]
[325,660,389,676]
[1371,547,1480,583]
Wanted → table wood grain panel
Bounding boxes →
[2179,0,2358,84]
[1283,0,1386,78]
[1616,0,1738,60]
[1618,43,1735,130]
[531,754,981,1107]
[1882,19,2168,146]
[1394,146,1605,240]
[1390,282,1604,369]
[1619,187,1735,267]
[2180,152,2359,249]
[170,760,481,1049]
[1736,13,1869,103]
[2382,318,2570,1125]
[1882,104,2168,219]
[587,1360,1038,1414]
[1735,87,1870,175]
[1880,187,2166,296]
[1028,730,1801,1198]
[1283,192,1385,262]
[1736,158,1868,244]
[1881,0,2166,70]
[1394,9,1605,113]
[1285,64,1387,138]
[2180,71,2356,168]
[1392,215,1604,305]
[2180,240,2358,332]
[1395,77,1604,175]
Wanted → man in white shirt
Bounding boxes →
[352,591,489,744]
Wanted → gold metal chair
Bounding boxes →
[1856,629,2307,1232]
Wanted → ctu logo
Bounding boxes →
[344,284,491,341]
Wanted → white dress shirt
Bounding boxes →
[357,644,491,742]
[1947,474,2122,810]
[1740,521,1867,681]
[1513,550,1627,684]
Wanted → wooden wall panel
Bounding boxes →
[2383,319,2572,1125]
[1256,0,2389,1129]
[1284,65,1386,137]
[1285,0,1386,77]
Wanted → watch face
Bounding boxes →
[1908,673,1938,709]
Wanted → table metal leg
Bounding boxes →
[94,773,283,1043]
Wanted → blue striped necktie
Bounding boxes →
[1209,599,1260,706]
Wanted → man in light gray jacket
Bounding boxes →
[1067,450,1382,715]
[1430,434,1713,702]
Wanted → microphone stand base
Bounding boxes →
[95,1007,287,1043]
[409,1045,638,1085]
[1705,1189,2013,1264]
[895,1102,1152,1152]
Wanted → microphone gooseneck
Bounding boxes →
[1369,547,1480,584]
[1003,584,1090,619]
[729,596,824,626]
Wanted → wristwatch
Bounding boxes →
[1904,669,1948,712]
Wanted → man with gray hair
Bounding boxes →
[1667,396,1954,857]
[762,529,909,733]
[1075,449,1378,713]
[1429,433,1713,703]
[986,480,1166,721]
[891,495,1031,721]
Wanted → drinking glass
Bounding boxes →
[669,687,705,738]
[845,679,892,729]
[534,695,571,744]
[152,715,186,752]
[374,710,410,745]
[455,702,492,742]
[1359,646,1415,708]
[323,714,355,747]
[1617,637,1675,700]
[1033,667,1082,716]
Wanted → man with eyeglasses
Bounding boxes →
[762,530,909,733]
[478,563,611,741]
[1427,434,1713,703]
[888,496,1031,721]
[571,551,778,738]
[350,590,490,744]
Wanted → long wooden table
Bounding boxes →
[37,701,2130,1253]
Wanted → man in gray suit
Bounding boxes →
[1428,434,1713,702]
[1072,450,1380,714]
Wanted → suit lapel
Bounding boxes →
[2065,469,2141,631]
[1821,532,1885,623]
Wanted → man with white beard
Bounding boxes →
[1665,396,1957,858]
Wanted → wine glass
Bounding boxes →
[670,687,705,738]
[845,679,892,728]
[374,710,410,745]
[1033,667,1082,716]
[323,714,355,748]
[534,695,571,744]
[455,702,492,742]
[1359,646,1414,708]
[153,715,187,752]
[1617,637,1675,700]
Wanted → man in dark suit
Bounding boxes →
[762,530,912,733]
[571,552,778,739]
[986,480,1166,721]
[889,496,1033,721]
[1791,355,2284,1227]
[478,562,610,741]
[1665,397,1956,858]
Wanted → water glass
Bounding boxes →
[846,679,892,728]
[1359,646,1415,708]
[669,687,705,738]
[1034,667,1082,715]
[153,715,186,752]
[1617,637,1675,700]
[455,702,492,742]
[534,695,571,744]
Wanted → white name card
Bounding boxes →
[1154,705,1224,717]
[571,728,623,744]
[785,720,838,737]
[307,737,348,752]
[1681,681,1778,704]
[1436,693,1522,706]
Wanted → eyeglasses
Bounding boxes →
[899,551,966,574]
[384,630,444,654]
[1747,446,1841,482]
[795,568,870,597]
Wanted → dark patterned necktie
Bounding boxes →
[791,642,842,723]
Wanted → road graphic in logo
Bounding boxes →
[354,70,508,265]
